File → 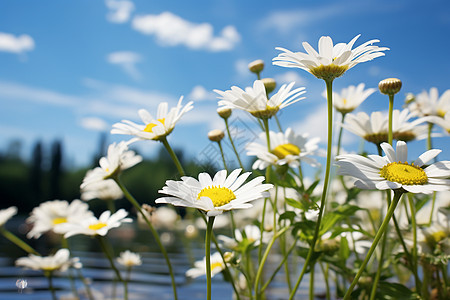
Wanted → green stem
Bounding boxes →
[274,115,283,132]
[369,230,387,300]
[343,191,403,300]
[336,112,346,156]
[206,216,215,300]
[60,238,80,299]
[262,118,271,151]
[224,118,245,170]
[428,191,437,226]
[217,140,228,171]
[115,177,178,300]
[106,199,116,214]
[0,227,39,255]
[46,271,57,300]
[97,236,124,283]
[388,94,394,145]
[408,194,422,293]
[254,226,289,299]
[427,122,433,151]
[161,136,185,176]
[320,262,331,300]
[309,262,315,300]
[289,78,334,300]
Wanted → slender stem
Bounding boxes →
[388,94,394,145]
[97,236,124,283]
[336,112,346,156]
[428,191,437,226]
[309,263,315,300]
[343,191,403,300]
[46,272,57,300]
[369,231,387,300]
[427,122,433,151]
[224,118,245,170]
[60,238,80,299]
[217,141,228,171]
[76,268,95,300]
[0,228,40,255]
[274,115,283,132]
[408,194,422,292]
[161,137,185,176]
[262,118,271,151]
[106,199,116,214]
[115,177,178,300]
[254,226,289,299]
[289,78,334,300]
[260,236,298,293]
[205,216,215,300]
[320,262,331,300]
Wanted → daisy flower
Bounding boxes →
[27,200,93,239]
[426,111,450,134]
[335,140,450,194]
[408,87,450,117]
[273,34,389,81]
[341,109,428,145]
[186,252,225,278]
[16,248,81,272]
[246,128,320,170]
[0,206,17,227]
[215,80,306,119]
[329,83,376,114]
[117,250,142,267]
[81,141,142,189]
[55,209,132,238]
[155,169,273,217]
[218,224,270,249]
[81,179,124,201]
[111,96,193,142]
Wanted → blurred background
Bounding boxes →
[1,0,450,212]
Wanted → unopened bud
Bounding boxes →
[261,78,276,94]
[217,107,232,119]
[404,93,415,104]
[208,129,225,142]
[378,78,402,95]
[248,59,264,74]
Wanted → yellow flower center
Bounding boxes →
[310,64,349,81]
[431,230,447,243]
[342,98,347,105]
[52,217,67,225]
[271,143,301,159]
[143,118,165,133]
[211,261,223,272]
[379,162,428,185]
[437,109,446,118]
[88,222,107,231]
[197,186,236,207]
[364,133,388,145]
[250,106,279,119]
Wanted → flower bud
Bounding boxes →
[261,78,276,95]
[217,107,232,119]
[404,92,415,105]
[378,78,402,95]
[208,129,225,142]
[248,59,264,74]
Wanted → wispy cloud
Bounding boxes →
[79,117,109,131]
[0,32,34,54]
[131,11,241,51]
[105,0,135,23]
[274,71,308,86]
[188,85,216,102]
[106,51,142,80]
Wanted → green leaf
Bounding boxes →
[339,236,350,260]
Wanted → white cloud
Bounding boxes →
[106,51,142,80]
[0,32,34,54]
[105,0,135,23]
[189,85,216,102]
[79,117,109,131]
[235,59,253,78]
[131,12,240,51]
[274,71,308,86]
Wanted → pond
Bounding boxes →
[0,218,326,300]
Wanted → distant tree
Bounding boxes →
[49,140,63,199]
[29,140,44,206]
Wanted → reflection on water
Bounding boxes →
[0,220,325,299]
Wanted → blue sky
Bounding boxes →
[1,0,450,169]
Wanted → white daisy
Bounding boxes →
[426,112,450,134]
[328,83,376,114]
[155,169,273,217]
[246,128,320,170]
[186,252,225,278]
[15,248,81,272]
[117,250,142,267]
[341,109,428,145]
[55,209,132,238]
[273,34,389,80]
[0,206,17,227]
[335,140,450,194]
[215,80,306,119]
[81,141,142,189]
[408,87,450,117]
[218,224,270,249]
[81,179,124,201]
[111,96,193,142]
[27,200,93,239]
